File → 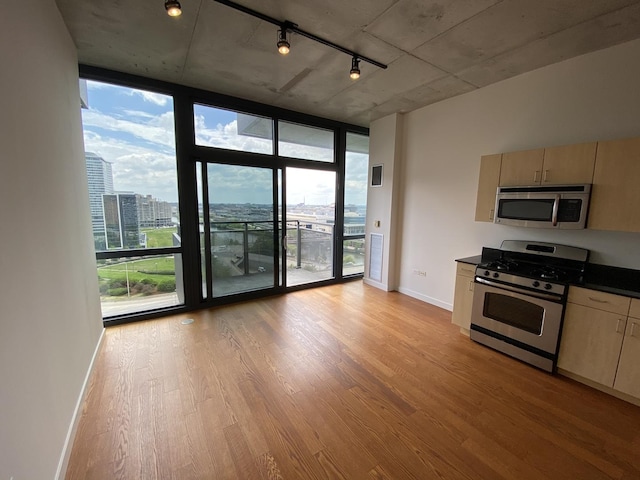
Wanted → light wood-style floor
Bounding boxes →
[66,281,640,479]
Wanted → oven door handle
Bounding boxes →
[552,194,560,227]
[475,277,563,302]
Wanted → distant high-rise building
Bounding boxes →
[85,152,114,250]
[103,193,140,249]
[136,194,173,228]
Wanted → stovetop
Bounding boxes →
[475,241,590,297]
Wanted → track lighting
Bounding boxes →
[165,0,182,17]
[349,57,361,80]
[277,29,290,55]
[166,1,388,77]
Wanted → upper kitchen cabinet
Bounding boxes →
[474,154,502,222]
[541,142,596,184]
[499,143,596,186]
[499,148,544,186]
[588,137,640,232]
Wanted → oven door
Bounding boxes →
[471,280,564,355]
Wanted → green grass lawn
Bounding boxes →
[141,227,177,248]
[98,257,175,284]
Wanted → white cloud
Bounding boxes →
[82,108,176,150]
[194,116,273,154]
[131,90,169,106]
[122,110,156,120]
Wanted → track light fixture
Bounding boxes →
[166,1,387,77]
[349,57,361,80]
[165,0,182,17]
[277,28,290,55]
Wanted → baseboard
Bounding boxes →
[557,368,640,408]
[56,328,105,479]
[363,277,391,291]
[397,286,453,311]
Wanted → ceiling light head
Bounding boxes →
[277,29,290,55]
[165,0,182,17]
[350,56,361,80]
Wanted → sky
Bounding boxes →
[81,80,369,206]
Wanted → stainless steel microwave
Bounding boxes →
[494,184,591,229]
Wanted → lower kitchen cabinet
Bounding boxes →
[452,262,475,334]
[613,309,640,398]
[558,302,626,386]
[558,286,640,402]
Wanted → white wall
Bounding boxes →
[369,38,640,310]
[0,0,103,478]
[364,114,403,291]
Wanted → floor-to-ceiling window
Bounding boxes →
[81,79,184,320]
[80,66,368,324]
[343,132,369,276]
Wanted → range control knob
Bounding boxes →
[493,272,499,278]
[484,270,490,277]
[544,283,553,290]
[532,281,540,287]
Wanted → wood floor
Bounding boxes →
[65,281,640,479]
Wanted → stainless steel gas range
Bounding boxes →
[470,240,589,372]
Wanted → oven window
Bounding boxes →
[483,292,544,335]
[498,199,554,221]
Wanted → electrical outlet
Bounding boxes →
[413,269,427,276]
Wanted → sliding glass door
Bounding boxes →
[200,163,279,298]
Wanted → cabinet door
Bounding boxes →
[613,317,640,399]
[588,137,640,232]
[499,148,544,186]
[474,154,501,222]
[558,302,626,387]
[452,270,474,331]
[541,142,596,185]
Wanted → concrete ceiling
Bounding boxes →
[56,0,640,126]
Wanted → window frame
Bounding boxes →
[79,65,369,326]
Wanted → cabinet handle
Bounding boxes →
[543,169,549,182]
[588,296,609,304]
[632,322,637,337]
[616,319,623,334]
[533,170,540,183]
[489,208,494,221]
[468,280,474,292]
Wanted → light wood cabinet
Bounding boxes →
[588,137,640,232]
[613,299,640,398]
[474,154,501,222]
[499,148,544,186]
[452,262,475,334]
[541,142,596,184]
[559,287,640,401]
[558,301,627,387]
[499,143,596,187]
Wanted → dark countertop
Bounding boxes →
[455,255,640,299]
[455,255,482,265]
[579,263,640,300]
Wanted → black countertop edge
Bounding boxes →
[454,255,640,299]
[455,255,482,265]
